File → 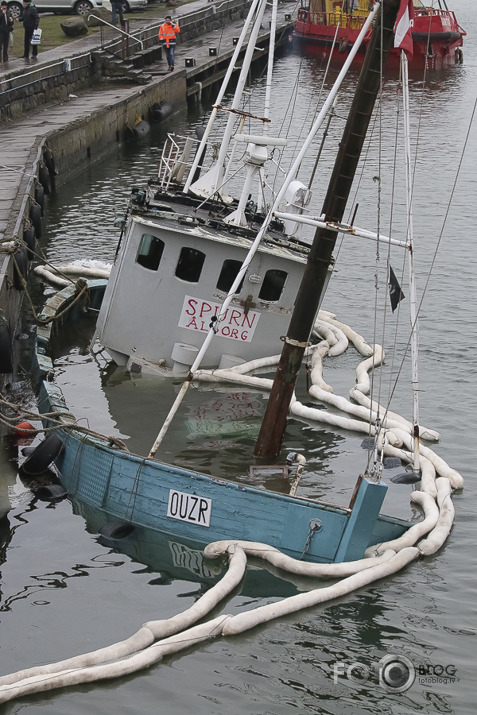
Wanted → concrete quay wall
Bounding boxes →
[47,73,187,184]
[0,0,252,124]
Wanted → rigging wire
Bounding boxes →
[382,95,477,412]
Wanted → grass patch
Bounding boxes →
[11,15,91,56]
[9,1,190,58]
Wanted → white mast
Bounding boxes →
[183,0,268,200]
[182,0,263,195]
[255,0,278,212]
[401,50,420,472]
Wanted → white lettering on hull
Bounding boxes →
[167,489,212,527]
[178,295,260,342]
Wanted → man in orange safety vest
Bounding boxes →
[158,15,180,72]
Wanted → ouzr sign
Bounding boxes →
[167,489,212,527]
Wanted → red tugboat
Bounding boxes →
[294,0,466,70]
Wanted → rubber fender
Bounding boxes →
[38,165,51,195]
[134,119,150,137]
[21,445,36,456]
[13,244,28,291]
[390,471,421,485]
[0,323,13,374]
[23,225,36,260]
[43,147,58,176]
[149,102,172,122]
[29,203,42,240]
[338,38,349,53]
[34,184,45,216]
[21,433,64,475]
[35,484,68,502]
[99,521,135,540]
[124,124,137,142]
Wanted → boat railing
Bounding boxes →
[297,8,368,31]
[414,8,466,36]
[415,7,448,18]
[158,133,205,190]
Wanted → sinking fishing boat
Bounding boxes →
[27,0,462,564]
[27,0,415,565]
[0,0,464,701]
[294,0,466,70]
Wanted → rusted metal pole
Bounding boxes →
[254,0,401,458]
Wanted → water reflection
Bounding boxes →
[1,46,471,712]
[1,550,126,613]
[73,499,309,599]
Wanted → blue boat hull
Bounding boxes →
[33,281,410,565]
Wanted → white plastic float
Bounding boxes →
[34,260,111,288]
[0,312,463,703]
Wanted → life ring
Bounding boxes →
[23,225,36,260]
[20,432,64,475]
[98,520,135,540]
[29,203,42,240]
[43,147,58,176]
[38,165,51,195]
[0,323,13,374]
[13,244,28,291]
[35,184,45,216]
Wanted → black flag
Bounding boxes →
[389,266,405,312]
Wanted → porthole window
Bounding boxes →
[136,233,164,271]
[258,269,287,301]
[175,247,206,283]
[216,259,245,293]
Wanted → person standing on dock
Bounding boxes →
[111,0,125,28]
[18,0,39,61]
[158,15,180,72]
[0,1,14,63]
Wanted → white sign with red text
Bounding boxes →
[178,295,260,342]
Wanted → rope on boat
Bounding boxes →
[0,396,130,451]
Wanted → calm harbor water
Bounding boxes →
[1,2,476,712]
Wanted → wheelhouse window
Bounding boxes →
[258,269,287,301]
[136,233,164,271]
[175,247,206,283]
[216,259,245,293]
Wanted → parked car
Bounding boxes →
[7,0,103,20]
[102,0,148,12]
[121,0,147,11]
